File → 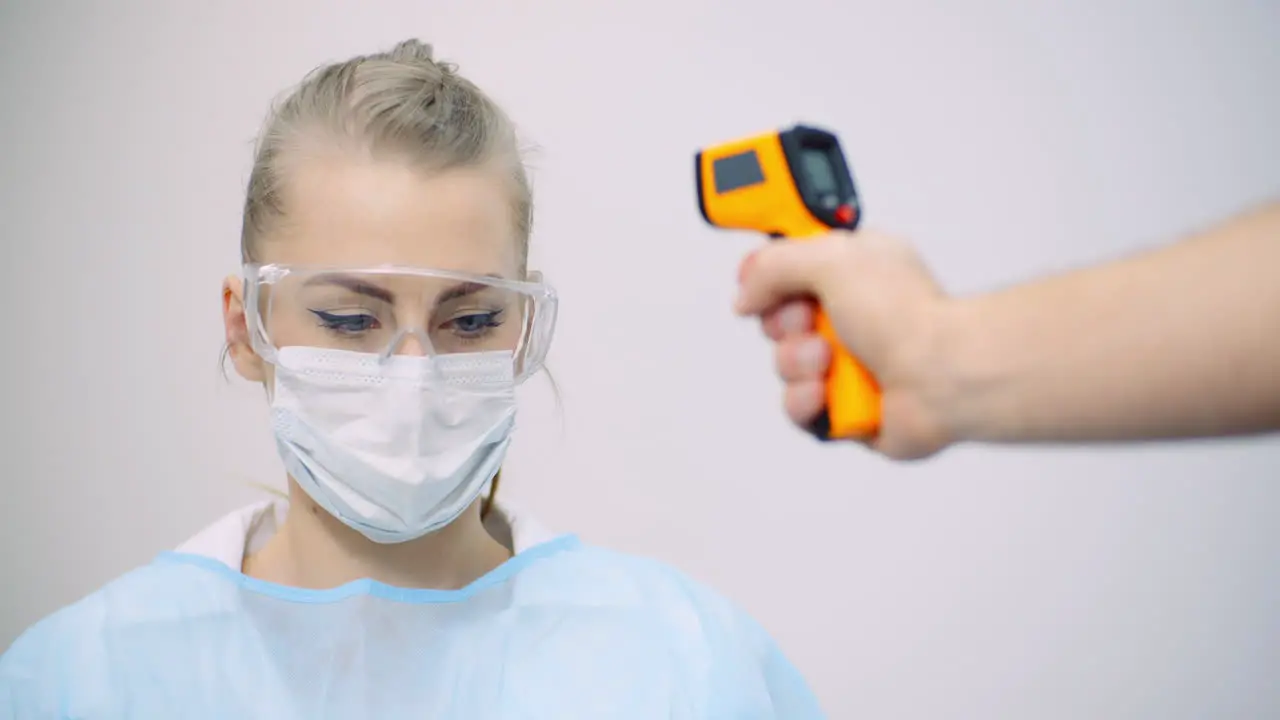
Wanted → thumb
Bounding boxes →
[734,236,839,315]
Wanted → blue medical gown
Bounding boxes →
[0,534,824,718]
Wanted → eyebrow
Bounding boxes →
[303,272,504,305]
[304,273,395,304]
[437,281,496,304]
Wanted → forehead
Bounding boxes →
[261,153,520,276]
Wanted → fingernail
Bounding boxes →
[798,337,827,371]
[779,304,808,333]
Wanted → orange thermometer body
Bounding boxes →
[695,124,881,440]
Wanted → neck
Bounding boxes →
[244,481,513,590]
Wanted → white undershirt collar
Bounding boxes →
[174,497,558,572]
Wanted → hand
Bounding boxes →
[733,230,956,460]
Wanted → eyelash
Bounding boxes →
[443,309,505,342]
[310,309,379,336]
[308,309,505,341]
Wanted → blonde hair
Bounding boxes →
[240,38,532,267]
[238,38,532,518]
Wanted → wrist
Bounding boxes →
[915,296,996,446]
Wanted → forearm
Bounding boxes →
[932,201,1280,445]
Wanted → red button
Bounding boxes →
[834,204,855,225]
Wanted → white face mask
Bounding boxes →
[268,345,518,544]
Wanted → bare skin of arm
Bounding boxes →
[733,201,1280,460]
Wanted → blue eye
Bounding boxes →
[310,309,380,335]
[445,310,504,338]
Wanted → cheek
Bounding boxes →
[257,295,314,347]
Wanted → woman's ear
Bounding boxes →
[222,275,266,383]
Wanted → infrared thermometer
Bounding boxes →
[695,123,881,440]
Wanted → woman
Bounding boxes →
[0,39,823,718]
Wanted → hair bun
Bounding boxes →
[389,38,436,64]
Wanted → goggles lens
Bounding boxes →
[244,264,557,382]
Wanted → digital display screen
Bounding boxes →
[712,150,766,193]
[800,148,838,195]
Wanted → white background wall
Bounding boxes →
[2,1,1278,717]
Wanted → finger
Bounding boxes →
[734,238,840,316]
[760,300,815,341]
[775,334,830,382]
[783,380,825,427]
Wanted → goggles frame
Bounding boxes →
[241,263,559,383]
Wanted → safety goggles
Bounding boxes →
[243,263,558,383]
